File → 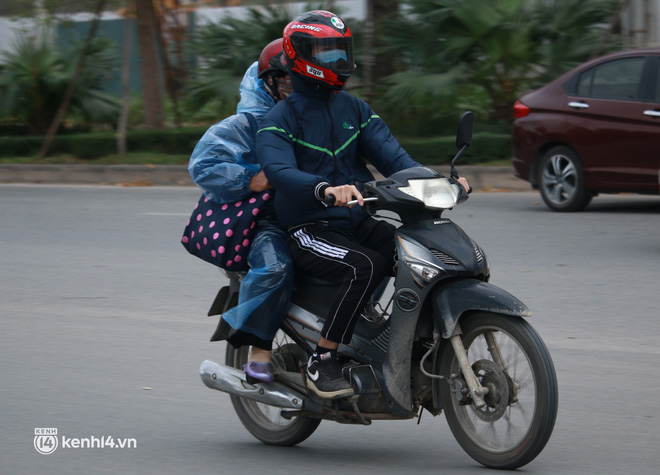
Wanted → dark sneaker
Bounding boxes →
[305,353,354,399]
[243,362,274,383]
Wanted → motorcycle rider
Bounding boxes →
[256,11,469,399]
[189,39,293,383]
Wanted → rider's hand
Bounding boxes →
[249,171,272,192]
[457,177,472,194]
[325,185,363,207]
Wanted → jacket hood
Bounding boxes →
[236,61,276,118]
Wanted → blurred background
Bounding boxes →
[0,0,657,165]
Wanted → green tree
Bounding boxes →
[0,31,119,135]
[184,4,296,118]
[378,0,623,123]
[184,2,353,119]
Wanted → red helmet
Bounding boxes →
[283,10,354,90]
[258,38,286,78]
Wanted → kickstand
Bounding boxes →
[349,398,370,426]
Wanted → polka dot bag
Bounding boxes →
[181,191,271,271]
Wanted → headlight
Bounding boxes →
[399,178,460,210]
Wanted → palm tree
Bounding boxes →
[0,31,119,135]
[184,4,296,117]
[378,0,623,123]
[184,2,355,118]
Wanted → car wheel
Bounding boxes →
[538,146,592,211]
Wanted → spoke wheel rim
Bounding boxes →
[450,328,538,454]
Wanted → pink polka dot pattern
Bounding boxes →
[181,190,270,271]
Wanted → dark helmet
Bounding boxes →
[283,10,354,90]
[258,38,287,78]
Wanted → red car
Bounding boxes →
[512,49,660,211]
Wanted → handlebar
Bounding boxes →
[324,195,379,207]
[347,196,379,207]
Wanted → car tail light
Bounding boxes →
[514,100,530,118]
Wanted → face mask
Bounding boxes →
[275,75,293,99]
[314,49,348,65]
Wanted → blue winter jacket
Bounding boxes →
[188,62,275,204]
[255,75,420,234]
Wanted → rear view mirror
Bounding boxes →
[456,111,474,150]
[450,111,474,178]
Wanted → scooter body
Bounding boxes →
[199,113,557,469]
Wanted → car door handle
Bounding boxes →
[643,110,660,117]
[568,101,589,109]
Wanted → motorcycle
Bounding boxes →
[199,112,558,470]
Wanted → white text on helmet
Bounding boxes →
[306,65,325,78]
[290,24,322,32]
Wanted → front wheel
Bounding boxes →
[437,313,558,469]
[225,332,321,446]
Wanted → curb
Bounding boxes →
[0,163,531,191]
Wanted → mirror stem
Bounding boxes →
[450,145,467,178]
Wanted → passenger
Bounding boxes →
[189,39,294,383]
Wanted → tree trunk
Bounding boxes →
[372,0,399,77]
[38,0,107,159]
[117,9,133,157]
[135,0,164,129]
[364,0,400,102]
[592,0,632,59]
[153,0,184,127]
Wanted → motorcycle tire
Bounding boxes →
[437,312,558,469]
[225,333,321,446]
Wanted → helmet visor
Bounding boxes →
[298,36,354,75]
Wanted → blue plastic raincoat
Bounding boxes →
[188,62,294,344]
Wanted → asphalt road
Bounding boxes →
[1,185,659,474]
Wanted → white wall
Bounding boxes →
[0,2,366,59]
[621,0,660,47]
[194,0,366,26]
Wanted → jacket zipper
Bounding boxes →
[325,94,352,234]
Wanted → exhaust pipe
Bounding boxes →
[200,360,306,409]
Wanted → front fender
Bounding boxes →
[432,280,532,339]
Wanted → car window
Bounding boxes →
[576,57,645,101]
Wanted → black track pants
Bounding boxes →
[288,218,396,344]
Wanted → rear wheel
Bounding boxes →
[538,146,592,211]
[225,331,320,446]
[437,313,558,469]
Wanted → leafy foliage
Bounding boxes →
[377,0,624,123]
[184,2,354,117]
[0,31,119,134]
[184,4,298,116]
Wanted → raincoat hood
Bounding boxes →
[237,61,276,118]
[188,61,277,205]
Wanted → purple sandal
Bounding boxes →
[243,362,274,383]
